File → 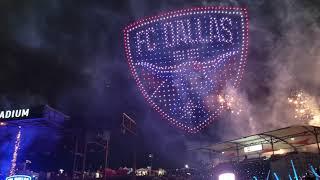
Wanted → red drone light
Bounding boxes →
[123,6,249,133]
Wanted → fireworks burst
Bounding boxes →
[288,91,320,126]
[218,88,244,115]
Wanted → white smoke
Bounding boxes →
[213,0,320,140]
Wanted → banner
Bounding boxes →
[0,106,44,122]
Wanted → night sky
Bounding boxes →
[0,0,319,172]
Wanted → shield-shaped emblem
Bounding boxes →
[123,7,249,133]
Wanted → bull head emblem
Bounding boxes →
[124,7,249,133]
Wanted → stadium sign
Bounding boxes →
[0,106,45,122]
[0,109,30,119]
[244,144,263,153]
[124,7,249,133]
[6,175,31,180]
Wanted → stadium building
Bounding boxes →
[190,125,320,179]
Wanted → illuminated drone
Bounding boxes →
[124,7,249,133]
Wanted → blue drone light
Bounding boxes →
[124,7,249,132]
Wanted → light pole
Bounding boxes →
[103,132,110,180]
[81,131,110,180]
[121,113,137,179]
[148,154,153,170]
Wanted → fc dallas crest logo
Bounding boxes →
[123,7,249,133]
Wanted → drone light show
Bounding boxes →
[124,7,249,133]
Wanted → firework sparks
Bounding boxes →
[288,91,320,126]
[218,90,243,115]
[9,127,21,176]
